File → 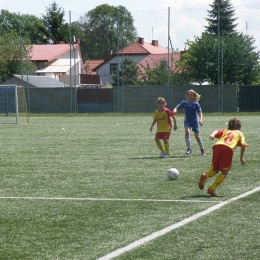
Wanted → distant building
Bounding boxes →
[90,37,180,85]
[1,75,68,88]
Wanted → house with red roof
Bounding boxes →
[92,37,180,85]
[28,42,85,86]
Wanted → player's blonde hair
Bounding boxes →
[185,89,201,101]
[228,118,241,130]
[156,97,167,105]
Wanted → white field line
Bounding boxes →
[98,186,260,260]
[0,197,218,203]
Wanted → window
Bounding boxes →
[110,64,118,75]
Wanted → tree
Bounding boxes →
[178,33,259,85]
[0,31,36,82]
[175,0,260,85]
[39,1,69,43]
[205,0,238,35]
[78,4,137,60]
[111,56,139,86]
[0,10,46,44]
[138,59,173,86]
[221,33,259,85]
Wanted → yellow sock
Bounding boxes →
[156,141,164,152]
[205,168,217,179]
[210,173,226,190]
[164,142,169,155]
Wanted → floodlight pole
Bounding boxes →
[69,11,72,113]
[15,86,19,124]
[18,13,24,87]
[117,7,120,113]
[217,1,221,112]
[167,7,170,89]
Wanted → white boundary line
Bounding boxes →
[97,186,260,260]
[0,197,219,203]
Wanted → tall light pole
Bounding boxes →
[217,1,221,112]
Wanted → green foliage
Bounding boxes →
[205,0,238,35]
[0,31,36,82]
[0,114,259,259]
[0,10,46,44]
[179,32,260,85]
[138,59,173,86]
[176,0,260,86]
[39,1,69,43]
[222,33,260,85]
[111,55,139,86]
[78,4,137,60]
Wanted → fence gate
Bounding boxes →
[77,88,113,113]
[238,85,260,112]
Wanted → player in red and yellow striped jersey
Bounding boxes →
[150,97,177,158]
[198,117,248,196]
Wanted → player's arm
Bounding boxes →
[198,112,203,126]
[209,130,218,140]
[240,145,246,165]
[150,119,156,133]
[172,116,177,131]
[173,102,182,114]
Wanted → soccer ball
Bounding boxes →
[167,168,179,180]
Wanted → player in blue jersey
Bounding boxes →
[173,89,206,155]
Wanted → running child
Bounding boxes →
[150,97,177,158]
[198,117,248,196]
[173,89,206,155]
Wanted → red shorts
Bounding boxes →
[212,145,233,172]
[155,132,170,140]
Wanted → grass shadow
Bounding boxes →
[129,155,189,160]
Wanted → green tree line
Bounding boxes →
[0,0,259,85]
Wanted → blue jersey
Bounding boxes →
[176,100,202,122]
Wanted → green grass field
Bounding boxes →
[0,113,259,260]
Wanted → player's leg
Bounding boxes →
[207,170,228,196]
[207,146,232,196]
[184,123,192,154]
[199,146,220,190]
[155,133,165,157]
[199,168,217,190]
[162,132,171,158]
[193,122,206,155]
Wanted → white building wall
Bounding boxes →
[97,54,147,85]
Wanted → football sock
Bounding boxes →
[197,140,204,150]
[209,173,226,190]
[205,168,217,178]
[156,141,164,152]
[185,136,191,149]
[164,142,169,155]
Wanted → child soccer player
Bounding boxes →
[198,117,248,196]
[150,97,177,158]
[173,89,206,155]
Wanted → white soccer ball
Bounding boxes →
[167,168,179,180]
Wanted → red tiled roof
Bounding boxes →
[93,39,170,70]
[29,44,79,62]
[117,41,169,55]
[84,60,104,74]
[138,53,181,74]
[117,42,149,55]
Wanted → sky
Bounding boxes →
[1,0,260,51]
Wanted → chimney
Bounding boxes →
[138,37,144,45]
[152,40,158,47]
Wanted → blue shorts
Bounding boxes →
[184,120,199,133]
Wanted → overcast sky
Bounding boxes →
[1,0,260,51]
